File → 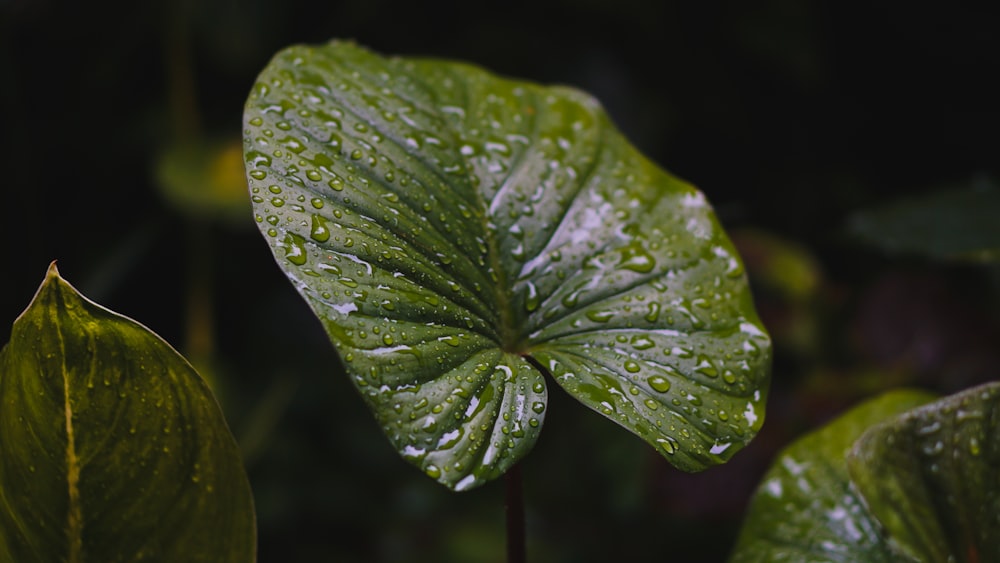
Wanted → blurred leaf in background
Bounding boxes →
[847,176,1000,263]
[156,138,252,227]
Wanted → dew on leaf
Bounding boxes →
[524,281,540,312]
[618,241,656,273]
[561,290,583,308]
[647,375,671,393]
[586,310,614,323]
[694,355,719,378]
[645,302,660,322]
[722,370,737,385]
[630,335,655,350]
[282,233,308,265]
[310,215,330,242]
[439,335,461,347]
[657,436,679,455]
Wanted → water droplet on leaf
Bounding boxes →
[586,310,614,323]
[647,375,671,393]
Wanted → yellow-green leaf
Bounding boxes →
[0,264,256,562]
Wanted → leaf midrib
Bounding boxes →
[310,46,504,334]
[398,58,537,354]
[52,283,83,563]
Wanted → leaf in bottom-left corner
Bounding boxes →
[0,263,256,562]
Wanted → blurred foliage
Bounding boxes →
[156,138,252,227]
[3,0,1000,561]
[847,177,1000,263]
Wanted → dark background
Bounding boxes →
[3,1,999,561]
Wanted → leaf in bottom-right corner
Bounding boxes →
[729,388,935,562]
[847,381,1000,563]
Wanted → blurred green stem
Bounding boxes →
[184,220,214,365]
[165,0,212,368]
[164,0,199,141]
[506,463,526,563]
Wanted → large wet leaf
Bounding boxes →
[0,264,256,561]
[243,41,771,490]
[847,382,1000,562]
[730,389,935,562]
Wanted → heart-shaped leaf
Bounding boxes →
[847,382,1000,562]
[730,389,935,562]
[243,41,771,490]
[0,264,256,561]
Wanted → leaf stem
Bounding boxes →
[505,463,526,563]
[184,220,214,364]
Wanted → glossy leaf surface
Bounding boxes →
[0,264,256,562]
[244,41,771,490]
[730,389,935,562]
[847,382,1000,562]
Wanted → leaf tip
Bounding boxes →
[15,261,67,324]
[45,260,61,281]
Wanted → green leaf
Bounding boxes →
[730,389,936,562]
[847,382,1000,562]
[846,180,1000,263]
[0,264,256,562]
[243,40,771,490]
[732,383,1000,562]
